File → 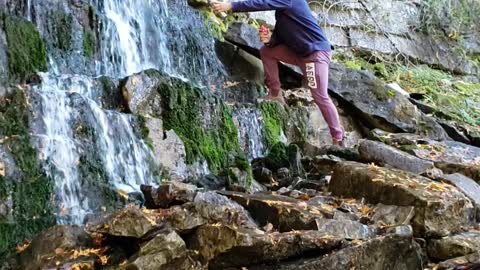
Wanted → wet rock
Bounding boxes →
[293,179,326,191]
[330,162,474,237]
[87,205,159,238]
[0,29,7,82]
[328,64,447,140]
[302,155,342,176]
[219,191,330,231]
[428,232,480,261]
[253,233,422,270]
[436,251,480,270]
[436,162,480,184]
[371,204,415,226]
[126,231,189,270]
[189,224,345,268]
[316,219,376,240]
[18,225,93,270]
[141,181,197,209]
[358,140,435,174]
[120,70,163,116]
[252,167,274,184]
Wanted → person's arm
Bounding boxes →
[211,0,291,14]
[232,0,292,12]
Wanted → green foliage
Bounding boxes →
[265,142,289,169]
[136,115,154,150]
[83,30,95,58]
[52,12,73,51]
[159,78,242,173]
[0,90,55,260]
[419,0,480,37]
[3,15,48,81]
[259,102,286,150]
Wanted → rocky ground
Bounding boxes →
[8,93,480,269]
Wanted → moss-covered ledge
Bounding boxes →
[0,88,55,261]
[2,15,48,82]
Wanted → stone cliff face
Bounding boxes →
[0,0,479,269]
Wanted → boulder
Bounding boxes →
[427,232,480,261]
[120,70,163,117]
[330,162,474,237]
[87,205,159,238]
[252,233,423,270]
[18,225,93,270]
[358,140,435,174]
[371,204,415,227]
[436,251,480,270]
[127,231,191,270]
[189,224,345,268]
[223,22,263,53]
[328,64,447,140]
[219,191,331,232]
[439,174,480,213]
[371,130,480,182]
[141,181,198,209]
[315,219,376,240]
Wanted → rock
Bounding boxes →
[330,162,474,237]
[428,232,480,261]
[18,225,93,270]
[189,224,345,268]
[276,167,290,180]
[252,234,423,270]
[302,142,361,161]
[302,155,343,177]
[250,179,267,193]
[141,181,198,209]
[328,63,447,140]
[87,205,159,238]
[439,174,480,211]
[386,83,409,96]
[252,167,274,184]
[146,120,189,180]
[358,140,435,174]
[436,251,480,270]
[224,22,263,52]
[371,204,415,227]
[0,28,8,82]
[127,231,189,270]
[193,174,227,190]
[293,179,327,191]
[219,191,331,232]
[316,219,376,240]
[120,70,163,117]
[226,167,249,189]
[371,130,480,182]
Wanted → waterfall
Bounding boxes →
[233,107,266,160]
[25,0,259,224]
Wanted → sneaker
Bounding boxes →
[258,94,286,105]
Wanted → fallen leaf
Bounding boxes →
[117,190,129,200]
[360,206,372,216]
[16,241,31,254]
[408,183,417,189]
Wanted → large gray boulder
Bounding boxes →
[330,161,474,237]
[359,139,435,174]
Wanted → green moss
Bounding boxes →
[345,60,362,70]
[159,78,241,173]
[0,90,55,260]
[3,15,48,81]
[83,30,95,58]
[259,102,286,149]
[265,142,289,170]
[52,12,73,51]
[136,115,154,150]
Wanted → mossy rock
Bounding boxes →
[0,89,55,260]
[3,15,47,81]
[259,102,287,149]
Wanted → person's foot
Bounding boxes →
[332,138,345,148]
[258,94,286,105]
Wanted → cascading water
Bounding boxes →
[233,107,266,160]
[24,0,228,224]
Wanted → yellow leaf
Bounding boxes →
[360,206,372,216]
[16,241,31,254]
[117,190,129,200]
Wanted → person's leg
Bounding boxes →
[302,51,344,143]
[260,45,301,97]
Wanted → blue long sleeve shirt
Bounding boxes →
[231,0,331,57]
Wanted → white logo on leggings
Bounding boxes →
[306,63,317,88]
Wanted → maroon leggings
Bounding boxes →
[260,44,344,141]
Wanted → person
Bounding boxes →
[211,0,345,146]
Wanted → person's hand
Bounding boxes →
[259,25,272,44]
[211,1,232,14]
